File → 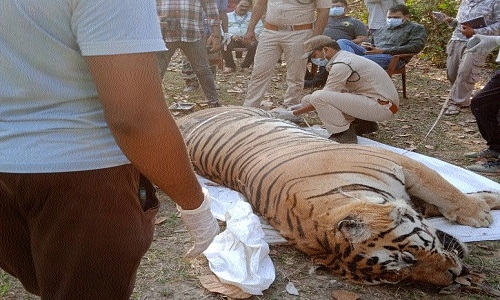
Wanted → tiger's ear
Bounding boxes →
[337,217,372,243]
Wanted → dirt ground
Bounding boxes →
[2,56,500,300]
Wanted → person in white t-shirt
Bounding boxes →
[364,0,405,33]
[0,0,219,298]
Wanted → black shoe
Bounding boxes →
[304,80,313,88]
[467,159,500,173]
[464,148,500,159]
[328,126,357,144]
[352,119,379,135]
[208,101,220,108]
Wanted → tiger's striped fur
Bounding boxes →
[177,106,500,286]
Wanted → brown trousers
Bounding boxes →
[0,165,159,299]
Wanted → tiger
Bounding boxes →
[176,106,500,286]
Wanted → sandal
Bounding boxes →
[223,67,235,74]
[444,104,461,116]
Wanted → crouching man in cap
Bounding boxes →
[275,35,399,143]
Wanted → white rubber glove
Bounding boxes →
[466,35,500,62]
[272,108,297,120]
[177,188,220,261]
[287,103,305,111]
[222,32,232,46]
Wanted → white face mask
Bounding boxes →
[386,17,403,28]
[329,7,345,17]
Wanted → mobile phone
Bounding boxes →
[432,11,446,22]
[360,42,373,49]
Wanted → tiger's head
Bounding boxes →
[312,199,467,286]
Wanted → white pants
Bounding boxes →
[302,90,395,134]
[243,29,312,107]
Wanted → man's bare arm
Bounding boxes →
[85,52,204,210]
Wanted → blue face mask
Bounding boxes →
[386,17,403,28]
[311,50,329,66]
[329,7,345,17]
[311,57,329,66]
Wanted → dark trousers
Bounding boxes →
[471,69,500,152]
[222,40,258,69]
[0,165,158,299]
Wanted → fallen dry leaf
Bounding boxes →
[331,289,360,300]
[463,283,500,297]
[285,282,299,295]
[476,243,491,250]
[439,283,461,294]
[469,270,487,285]
[199,275,252,299]
[454,275,471,286]
[227,88,243,93]
[154,216,168,225]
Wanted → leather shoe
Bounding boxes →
[352,119,379,135]
[329,126,357,144]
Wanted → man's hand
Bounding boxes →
[432,11,448,23]
[177,188,220,261]
[287,103,305,111]
[207,35,222,51]
[365,46,384,54]
[244,30,257,45]
[272,108,298,120]
[460,24,475,39]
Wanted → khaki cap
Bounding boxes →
[301,35,335,59]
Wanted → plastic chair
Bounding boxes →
[385,53,418,99]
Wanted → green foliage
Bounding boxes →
[0,270,11,297]
[406,0,458,67]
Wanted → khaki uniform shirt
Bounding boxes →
[324,51,399,105]
[265,0,331,26]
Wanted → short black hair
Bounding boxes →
[314,41,340,52]
[331,0,348,6]
[238,0,252,6]
[389,4,410,16]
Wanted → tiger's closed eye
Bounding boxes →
[401,252,416,264]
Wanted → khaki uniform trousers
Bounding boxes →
[447,39,489,107]
[243,28,312,107]
[302,90,396,134]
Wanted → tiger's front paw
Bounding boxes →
[442,200,492,228]
[455,209,492,227]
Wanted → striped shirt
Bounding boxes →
[157,0,220,42]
